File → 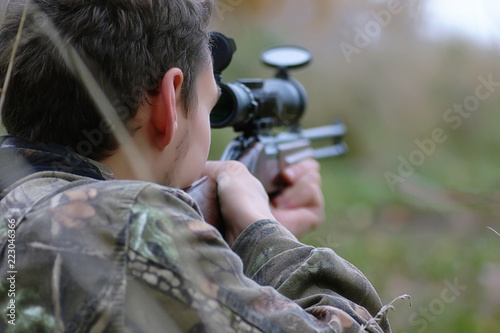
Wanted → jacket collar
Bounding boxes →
[0,136,114,192]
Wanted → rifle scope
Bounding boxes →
[210,32,311,132]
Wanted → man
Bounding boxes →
[0,0,390,332]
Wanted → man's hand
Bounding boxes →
[202,161,276,246]
[271,159,324,239]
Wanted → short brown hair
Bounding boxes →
[0,0,214,159]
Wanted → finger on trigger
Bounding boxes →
[274,173,322,209]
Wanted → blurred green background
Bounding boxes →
[209,0,500,332]
[1,0,499,332]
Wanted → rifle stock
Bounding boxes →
[185,175,222,231]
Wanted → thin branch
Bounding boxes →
[487,227,500,237]
[0,0,31,114]
[358,294,411,332]
[51,254,64,333]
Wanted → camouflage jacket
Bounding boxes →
[0,136,390,332]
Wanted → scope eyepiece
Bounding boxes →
[210,32,236,76]
[210,82,256,129]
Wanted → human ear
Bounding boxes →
[152,68,184,149]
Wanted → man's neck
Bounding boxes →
[100,144,156,183]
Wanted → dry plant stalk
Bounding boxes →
[487,227,500,237]
[0,0,31,114]
[358,294,411,332]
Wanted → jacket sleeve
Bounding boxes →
[126,184,390,333]
[233,220,391,332]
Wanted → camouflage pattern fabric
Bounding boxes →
[0,136,390,332]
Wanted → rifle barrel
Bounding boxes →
[313,143,348,159]
[301,123,346,141]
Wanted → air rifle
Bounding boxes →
[187,32,348,230]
